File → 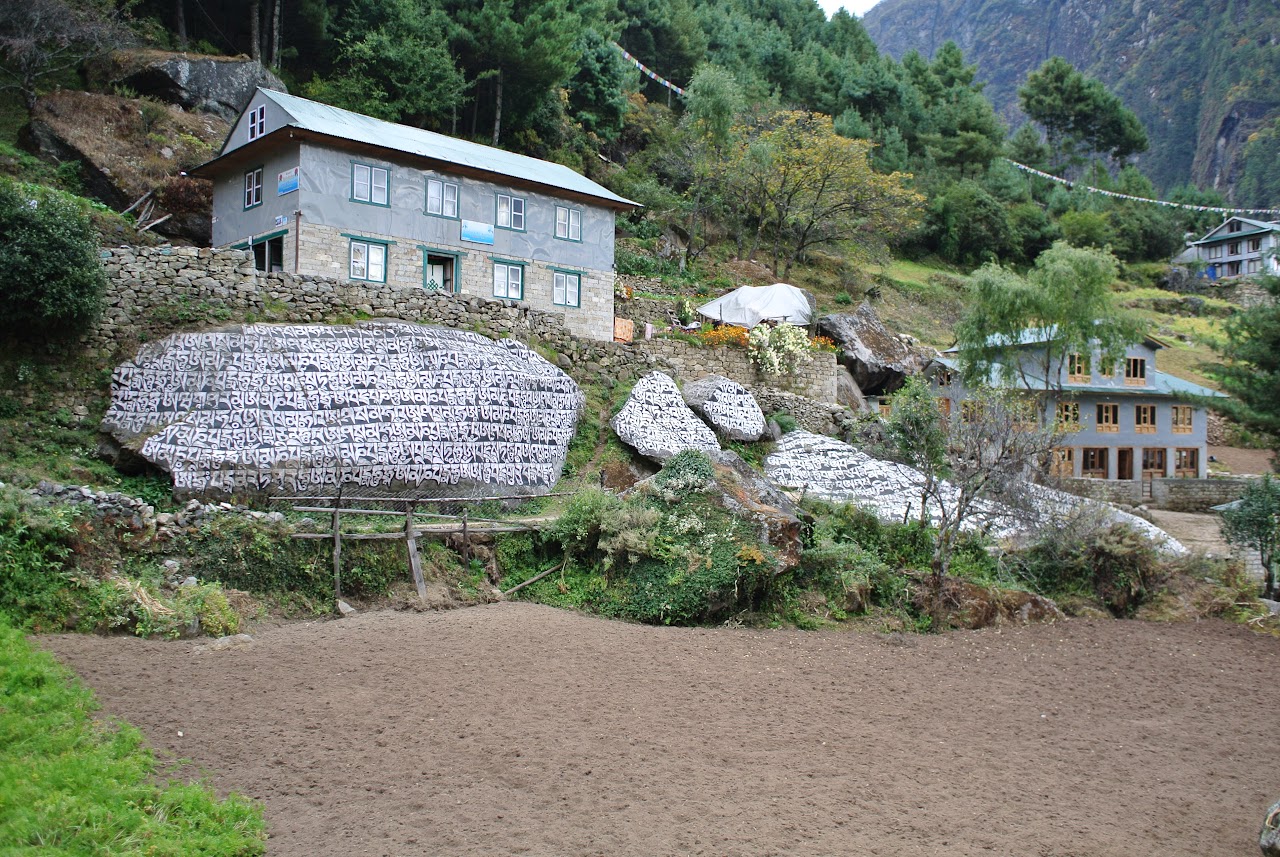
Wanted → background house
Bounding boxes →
[191,89,639,342]
[912,329,1221,483]
[1174,217,1280,281]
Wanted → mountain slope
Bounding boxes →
[862,0,1280,202]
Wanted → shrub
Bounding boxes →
[1017,517,1163,615]
[748,323,813,375]
[0,487,79,631]
[0,180,106,339]
[652,450,715,497]
[697,325,749,348]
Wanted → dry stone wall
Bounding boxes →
[91,245,841,406]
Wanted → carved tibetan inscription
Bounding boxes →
[102,321,584,498]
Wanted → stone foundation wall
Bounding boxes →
[1057,475,1251,512]
[1150,476,1251,512]
[84,244,842,408]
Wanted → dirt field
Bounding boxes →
[42,604,1280,856]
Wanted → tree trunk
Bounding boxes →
[1266,560,1276,601]
[249,0,261,62]
[492,70,503,146]
[270,0,282,69]
[175,0,187,48]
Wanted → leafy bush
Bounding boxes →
[1017,518,1163,615]
[0,486,78,631]
[698,325,749,348]
[652,450,715,497]
[0,180,107,339]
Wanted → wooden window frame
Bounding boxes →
[1081,447,1108,479]
[1134,404,1157,434]
[1174,447,1199,478]
[1056,400,1081,431]
[1096,403,1119,433]
[1051,447,1075,478]
[1067,353,1090,383]
[1171,405,1194,434]
[1124,357,1146,386]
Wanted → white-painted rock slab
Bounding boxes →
[764,431,1184,552]
[611,372,720,462]
[102,321,583,498]
[682,375,766,441]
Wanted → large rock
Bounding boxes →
[101,321,583,499]
[115,51,286,121]
[1262,798,1280,857]
[818,302,922,395]
[611,372,720,462]
[681,375,766,441]
[763,431,1184,552]
[711,451,804,571]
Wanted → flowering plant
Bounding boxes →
[748,323,814,375]
[698,325,750,348]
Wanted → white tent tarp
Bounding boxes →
[696,283,813,328]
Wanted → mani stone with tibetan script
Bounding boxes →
[681,375,766,442]
[611,372,720,462]
[764,431,1185,552]
[101,321,584,499]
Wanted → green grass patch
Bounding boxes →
[0,620,267,854]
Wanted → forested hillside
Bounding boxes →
[863,0,1280,205]
[0,0,1252,273]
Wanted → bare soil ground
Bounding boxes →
[1210,445,1275,476]
[42,604,1280,857]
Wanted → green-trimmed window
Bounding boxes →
[496,194,525,231]
[493,261,523,300]
[426,178,459,218]
[350,239,388,282]
[552,270,581,307]
[243,167,263,209]
[555,205,581,241]
[352,163,389,206]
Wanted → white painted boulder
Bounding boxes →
[764,431,1185,552]
[611,372,720,462]
[101,321,583,499]
[681,375,767,441]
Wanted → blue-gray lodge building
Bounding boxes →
[191,88,639,342]
[929,329,1221,483]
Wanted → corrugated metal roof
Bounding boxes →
[942,325,1167,353]
[933,356,1225,398]
[215,89,639,209]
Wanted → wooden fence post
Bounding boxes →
[406,502,427,600]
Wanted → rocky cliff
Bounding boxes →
[862,0,1280,202]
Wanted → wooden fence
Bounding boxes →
[284,490,572,605]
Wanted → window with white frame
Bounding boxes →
[349,239,387,282]
[493,261,523,299]
[246,105,266,141]
[426,178,459,218]
[352,163,389,206]
[552,271,581,307]
[1248,259,1260,274]
[496,194,525,230]
[555,205,582,241]
[243,167,263,209]
[1208,245,1223,259]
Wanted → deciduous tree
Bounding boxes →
[0,0,132,109]
[1220,475,1280,599]
[725,111,923,276]
[954,242,1146,394]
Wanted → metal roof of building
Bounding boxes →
[942,325,1168,353]
[204,89,639,209]
[934,355,1224,398]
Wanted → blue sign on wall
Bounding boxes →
[277,167,299,195]
[461,219,495,245]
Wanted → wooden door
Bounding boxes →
[1117,448,1134,481]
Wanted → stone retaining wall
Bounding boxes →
[82,244,840,405]
[1150,476,1251,512]
[1058,475,1251,512]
